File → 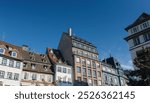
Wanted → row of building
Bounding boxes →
[0,29,128,86]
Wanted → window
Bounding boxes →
[121,79,124,85]
[93,71,97,78]
[58,67,62,72]
[92,61,96,69]
[133,37,140,46]
[11,51,17,57]
[143,34,150,41]
[81,59,86,66]
[16,61,20,69]
[87,60,91,67]
[48,75,53,82]
[83,78,87,83]
[76,57,80,63]
[63,77,67,82]
[7,72,12,79]
[14,73,19,80]
[105,75,108,83]
[9,60,14,67]
[82,68,86,76]
[40,75,45,81]
[31,64,36,70]
[43,66,48,71]
[32,74,37,80]
[0,81,3,86]
[96,63,100,68]
[98,81,102,86]
[23,63,27,68]
[2,58,7,66]
[0,48,5,54]
[114,78,117,85]
[24,72,28,80]
[98,71,101,77]
[88,79,92,86]
[63,68,67,73]
[0,71,5,78]
[68,78,72,84]
[77,77,81,82]
[93,80,97,86]
[110,77,113,85]
[88,69,91,77]
[77,67,81,73]
[68,69,71,74]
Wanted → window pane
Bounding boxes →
[63,68,67,73]
[82,68,86,76]
[0,48,5,54]
[7,72,12,79]
[9,60,14,67]
[58,67,62,72]
[14,73,19,80]
[93,71,97,78]
[77,67,81,73]
[0,70,5,78]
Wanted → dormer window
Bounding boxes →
[31,64,36,70]
[40,54,45,58]
[30,57,35,61]
[50,50,53,54]
[29,52,34,56]
[44,65,48,71]
[11,51,17,58]
[0,48,5,54]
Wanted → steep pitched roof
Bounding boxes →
[0,40,22,60]
[21,50,53,74]
[47,48,68,65]
[125,12,150,31]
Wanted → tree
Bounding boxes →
[126,47,150,86]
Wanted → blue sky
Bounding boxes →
[0,0,150,69]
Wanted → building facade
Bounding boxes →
[102,62,120,86]
[21,46,54,86]
[47,48,73,86]
[103,57,128,86]
[58,28,102,86]
[124,13,150,69]
[0,41,23,86]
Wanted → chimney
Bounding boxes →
[68,28,72,36]
[22,45,29,51]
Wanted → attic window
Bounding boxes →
[30,57,35,61]
[11,51,17,58]
[50,50,53,54]
[29,52,34,56]
[0,48,5,54]
[42,59,47,63]
[31,64,36,70]
[44,65,48,71]
[40,54,45,58]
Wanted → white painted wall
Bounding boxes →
[0,57,23,86]
[55,64,73,86]
[21,71,53,86]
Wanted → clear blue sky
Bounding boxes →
[0,0,150,69]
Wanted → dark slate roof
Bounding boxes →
[102,57,122,69]
[125,12,150,31]
[47,48,68,66]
